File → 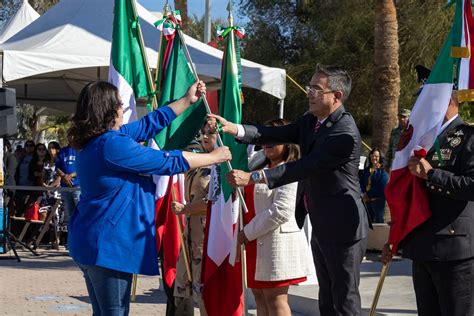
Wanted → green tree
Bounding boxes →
[237,0,460,131]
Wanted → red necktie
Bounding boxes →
[314,120,321,132]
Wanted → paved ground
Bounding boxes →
[0,247,417,315]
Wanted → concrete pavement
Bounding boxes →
[0,248,417,315]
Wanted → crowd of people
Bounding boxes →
[2,62,473,316]
[2,137,79,246]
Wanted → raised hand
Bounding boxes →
[185,80,206,104]
[211,146,232,164]
[226,169,251,187]
[207,114,238,136]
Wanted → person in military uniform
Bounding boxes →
[386,108,411,170]
[171,123,217,316]
[383,90,474,315]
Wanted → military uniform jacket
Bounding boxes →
[401,116,474,261]
[240,106,370,243]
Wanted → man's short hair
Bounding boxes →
[315,64,352,102]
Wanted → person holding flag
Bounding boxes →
[66,80,231,315]
[383,84,474,315]
[171,121,218,316]
[380,1,474,314]
[210,64,370,315]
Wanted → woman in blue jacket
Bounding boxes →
[360,147,389,223]
[67,80,231,315]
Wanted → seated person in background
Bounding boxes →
[239,118,312,316]
[360,147,389,223]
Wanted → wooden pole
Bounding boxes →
[227,7,248,307]
[127,0,163,300]
[131,274,138,302]
[170,6,248,314]
[169,11,249,216]
[170,183,193,283]
[369,246,392,316]
[153,1,168,102]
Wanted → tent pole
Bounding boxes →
[278,98,284,118]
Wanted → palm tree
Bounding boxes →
[373,0,400,152]
[174,0,188,32]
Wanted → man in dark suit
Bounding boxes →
[209,64,371,315]
[383,90,474,315]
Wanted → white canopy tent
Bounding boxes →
[0,0,286,116]
[0,0,39,44]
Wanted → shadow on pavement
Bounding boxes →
[0,250,78,270]
[71,288,167,305]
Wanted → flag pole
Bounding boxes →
[171,182,193,284]
[153,1,168,104]
[170,7,249,315]
[369,245,392,316]
[127,0,161,300]
[227,2,249,302]
[129,0,158,109]
[169,10,249,216]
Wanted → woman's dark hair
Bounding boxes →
[48,141,61,151]
[67,81,122,150]
[29,143,51,182]
[254,118,300,170]
[367,147,385,169]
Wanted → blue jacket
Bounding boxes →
[68,106,190,275]
[360,167,389,200]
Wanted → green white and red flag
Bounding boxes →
[201,25,247,316]
[108,0,152,124]
[386,0,474,253]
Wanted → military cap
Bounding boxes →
[398,108,411,117]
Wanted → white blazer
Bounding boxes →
[244,180,312,281]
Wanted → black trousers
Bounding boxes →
[311,237,367,316]
[412,258,474,316]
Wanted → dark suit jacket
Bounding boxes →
[401,116,474,261]
[240,105,370,243]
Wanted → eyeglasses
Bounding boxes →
[25,143,35,148]
[37,148,46,152]
[305,86,335,96]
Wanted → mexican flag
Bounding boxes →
[201,26,247,316]
[154,171,185,287]
[108,0,152,124]
[153,16,206,286]
[386,0,474,253]
[154,28,207,150]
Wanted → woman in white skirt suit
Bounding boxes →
[238,118,312,316]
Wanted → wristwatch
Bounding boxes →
[250,170,263,184]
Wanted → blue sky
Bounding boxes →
[138,0,247,24]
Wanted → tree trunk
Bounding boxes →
[373,0,400,153]
[174,0,188,33]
